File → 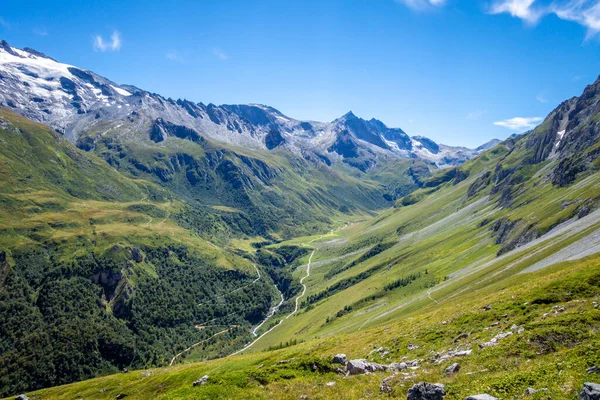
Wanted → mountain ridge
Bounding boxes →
[0,39,496,169]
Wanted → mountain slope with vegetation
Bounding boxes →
[7,76,600,400]
[0,109,285,397]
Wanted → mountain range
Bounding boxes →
[0,40,497,169]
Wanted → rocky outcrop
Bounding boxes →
[264,127,286,150]
[444,363,460,374]
[581,382,600,400]
[346,359,387,375]
[332,354,346,364]
[150,118,204,143]
[406,382,445,400]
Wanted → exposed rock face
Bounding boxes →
[413,136,440,154]
[150,118,203,143]
[332,354,347,364]
[580,382,600,400]
[328,130,362,159]
[406,382,445,400]
[264,127,286,150]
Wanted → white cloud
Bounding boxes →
[490,0,600,37]
[93,31,121,52]
[493,116,543,130]
[166,51,185,64]
[395,0,446,11]
[466,109,488,120]
[490,0,544,23]
[536,93,548,103]
[212,48,228,60]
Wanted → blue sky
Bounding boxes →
[0,0,599,147]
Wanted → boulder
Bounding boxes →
[346,359,387,375]
[445,363,460,375]
[332,354,347,364]
[523,387,548,396]
[347,359,369,375]
[389,362,408,371]
[15,395,29,400]
[406,382,445,400]
[193,375,209,386]
[580,382,600,400]
[465,395,497,400]
[588,366,600,374]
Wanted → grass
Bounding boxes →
[13,254,600,399]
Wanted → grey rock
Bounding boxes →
[192,375,209,386]
[347,359,369,375]
[332,354,346,364]
[406,382,445,400]
[380,376,393,393]
[523,387,548,395]
[465,395,498,400]
[346,359,387,375]
[454,333,468,343]
[580,382,600,400]
[15,395,29,400]
[445,363,460,374]
[389,362,408,370]
[588,366,600,374]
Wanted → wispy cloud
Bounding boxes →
[93,30,121,52]
[490,0,600,38]
[212,48,228,60]
[395,0,446,11]
[33,28,48,36]
[493,116,543,130]
[536,93,548,103]
[166,51,185,64]
[573,74,584,81]
[0,17,11,29]
[466,109,488,120]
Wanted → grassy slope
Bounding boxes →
[16,254,600,400]
[238,136,600,351]
[0,107,250,270]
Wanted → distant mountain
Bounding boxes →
[0,40,494,169]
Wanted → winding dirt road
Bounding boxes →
[227,227,342,357]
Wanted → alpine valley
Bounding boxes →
[1,39,600,400]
